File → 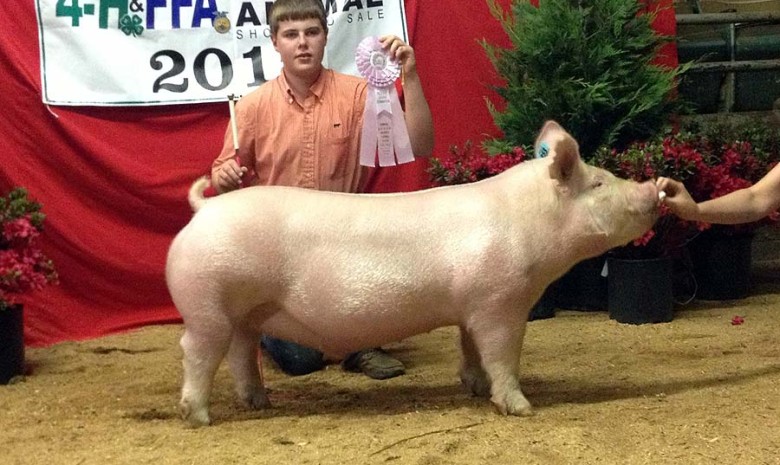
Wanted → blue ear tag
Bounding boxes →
[536,141,549,158]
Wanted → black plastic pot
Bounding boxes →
[0,304,25,384]
[607,257,674,325]
[689,231,753,300]
[550,256,608,311]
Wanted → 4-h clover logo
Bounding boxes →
[120,14,144,37]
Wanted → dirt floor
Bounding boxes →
[2,265,779,465]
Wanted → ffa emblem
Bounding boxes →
[213,12,230,34]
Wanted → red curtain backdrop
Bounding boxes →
[0,0,675,347]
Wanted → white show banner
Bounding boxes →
[35,0,407,106]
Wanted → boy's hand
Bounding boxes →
[213,158,248,194]
[379,35,417,78]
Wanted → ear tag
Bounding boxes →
[536,142,549,158]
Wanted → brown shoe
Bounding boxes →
[342,348,405,380]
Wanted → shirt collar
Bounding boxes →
[279,69,328,105]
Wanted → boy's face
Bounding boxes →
[272,18,327,80]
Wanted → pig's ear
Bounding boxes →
[546,130,581,183]
[535,120,581,182]
[534,120,564,157]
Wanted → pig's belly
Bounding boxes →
[257,303,454,357]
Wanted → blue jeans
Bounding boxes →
[260,336,326,376]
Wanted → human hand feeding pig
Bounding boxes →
[167,121,659,426]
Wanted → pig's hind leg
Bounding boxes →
[227,327,271,410]
[466,317,533,417]
[179,313,233,427]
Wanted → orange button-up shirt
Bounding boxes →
[213,69,368,193]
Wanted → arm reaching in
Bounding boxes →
[657,163,780,224]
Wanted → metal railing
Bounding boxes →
[676,11,780,111]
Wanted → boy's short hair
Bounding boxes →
[269,0,328,36]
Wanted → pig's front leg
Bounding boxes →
[227,328,271,411]
[467,316,533,416]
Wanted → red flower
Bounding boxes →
[1,188,58,310]
[428,142,527,186]
[632,228,656,247]
[2,216,40,248]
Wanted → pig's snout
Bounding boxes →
[634,181,661,215]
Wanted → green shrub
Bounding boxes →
[483,0,689,160]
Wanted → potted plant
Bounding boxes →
[591,133,708,323]
[592,119,780,315]
[675,118,780,300]
[1,187,58,384]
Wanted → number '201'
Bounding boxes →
[150,47,266,93]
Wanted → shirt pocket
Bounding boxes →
[323,133,353,183]
[323,108,357,184]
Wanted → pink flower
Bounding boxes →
[2,216,39,248]
[632,228,656,247]
[1,189,58,309]
[429,143,527,186]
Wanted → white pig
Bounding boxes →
[167,121,659,426]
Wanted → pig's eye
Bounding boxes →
[592,180,604,189]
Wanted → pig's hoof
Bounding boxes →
[241,390,272,410]
[493,391,534,417]
[180,400,211,427]
[507,403,535,417]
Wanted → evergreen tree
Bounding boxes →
[483,0,688,159]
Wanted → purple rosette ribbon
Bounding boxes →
[355,36,415,167]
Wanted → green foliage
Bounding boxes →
[483,0,689,160]
[0,188,45,229]
[680,117,780,170]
